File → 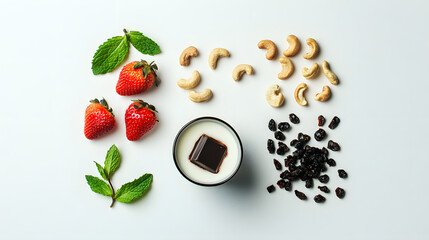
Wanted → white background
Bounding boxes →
[1,0,428,239]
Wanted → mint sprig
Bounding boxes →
[91,29,161,75]
[85,144,153,207]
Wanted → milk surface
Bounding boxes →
[175,119,241,185]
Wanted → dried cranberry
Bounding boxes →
[328,116,340,129]
[277,180,286,189]
[268,119,276,131]
[294,190,307,200]
[314,194,326,203]
[318,115,326,126]
[267,185,275,193]
[327,140,341,151]
[274,131,285,141]
[273,159,282,170]
[267,139,275,153]
[278,122,290,131]
[289,113,300,124]
[319,174,329,183]
[335,187,345,199]
[314,129,327,141]
[338,169,348,178]
[318,186,330,193]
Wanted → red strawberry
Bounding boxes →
[116,60,159,96]
[125,100,158,141]
[84,98,116,139]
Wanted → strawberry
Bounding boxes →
[84,98,116,140]
[116,60,159,96]
[125,100,158,141]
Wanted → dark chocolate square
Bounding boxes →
[189,134,228,173]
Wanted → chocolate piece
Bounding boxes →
[189,134,228,173]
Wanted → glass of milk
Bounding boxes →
[173,117,243,186]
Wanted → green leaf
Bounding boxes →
[91,35,129,75]
[104,145,120,178]
[94,161,108,181]
[85,175,113,196]
[115,174,153,203]
[127,31,161,56]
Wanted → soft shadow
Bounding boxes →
[223,143,257,195]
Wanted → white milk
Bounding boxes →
[174,119,241,185]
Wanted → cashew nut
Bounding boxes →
[283,35,300,57]
[232,64,254,81]
[177,71,201,89]
[208,48,230,69]
[265,84,284,107]
[179,46,198,66]
[188,89,213,103]
[278,57,294,80]
[314,85,331,102]
[294,83,308,106]
[322,60,339,85]
[302,63,320,79]
[303,38,319,59]
[257,40,278,60]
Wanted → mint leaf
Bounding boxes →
[94,161,108,181]
[127,31,161,56]
[104,145,120,178]
[85,175,113,196]
[91,35,129,75]
[115,173,153,203]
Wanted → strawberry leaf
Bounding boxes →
[91,35,129,75]
[127,31,161,56]
[85,175,113,196]
[115,174,153,203]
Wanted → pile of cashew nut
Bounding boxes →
[258,35,340,107]
[178,46,255,103]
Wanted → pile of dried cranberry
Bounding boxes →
[266,113,347,203]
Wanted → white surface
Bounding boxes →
[174,119,241,185]
[0,0,428,239]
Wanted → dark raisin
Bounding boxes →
[335,187,346,199]
[314,194,326,203]
[274,131,285,141]
[321,147,329,157]
[276,142,289,155]
[327,158,336,167]
[278,122,290,131]
[298,133,310,143]
[267,185,275,193]
[318,115,326,126]
[294,190,307,200]
[314,129,327,141]
[289,113,300,124]
[319,174,329,183]
[268,119,276,131]
[294,140,305,149]
[318,186,330,193]
[267,139,275,153]
[338,169,348,178]
[284,181,292,191]
[273,159,282,170]
[327,140,341,151]
[328,116,340,129]
[305,178,313,188]
[277,180,286,189]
